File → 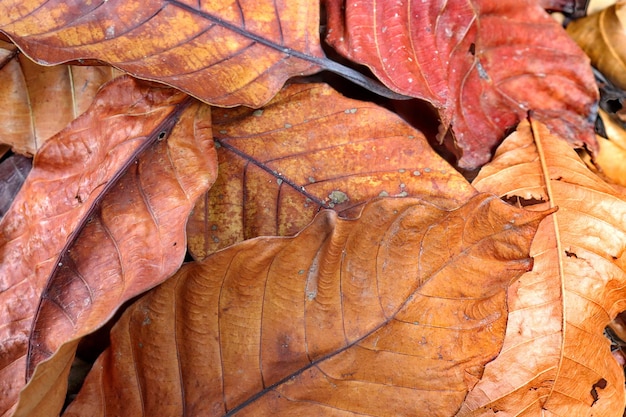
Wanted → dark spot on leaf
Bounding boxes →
[591,378,607,405]
[565,250,578,258]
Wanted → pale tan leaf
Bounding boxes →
[462,119,626,416]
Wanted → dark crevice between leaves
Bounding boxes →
[502,195,546,208]
[0,152,32,221]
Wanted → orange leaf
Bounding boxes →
[187,83,476,259]
[325,0,598,168]
[463,119,626,415]
[0,77,216,417]
[0,40,121,155]
[64,194,548,416]
[0,0,397,107]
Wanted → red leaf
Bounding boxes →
[325,0,598,168]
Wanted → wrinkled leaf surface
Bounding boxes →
[463,119,626,416]
[0,77,199,417]
[65,194,548,416]
[187,83,476,259]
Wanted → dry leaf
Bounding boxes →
[0,0,326,108]
[463,119,626,416]
[187,83,476,259]
[0,40,121,155]
[590,109,626,187]
[64,194,549,416]
[567,1,626,90]
[325,0,598,168]
[0,77,217,417]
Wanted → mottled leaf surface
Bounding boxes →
[187,83,476,259]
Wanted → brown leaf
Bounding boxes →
[588,109,626,187]
[64,193,548,416]
[187,83,476,260]
[0,40,121,155]
[462,119,626,415]
[325,0,598,168]
[567,1,626,91]
[0,77,216,417]
[0,0,329,108]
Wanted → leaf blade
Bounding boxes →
[463,118,626,416]
[64,194,549,416]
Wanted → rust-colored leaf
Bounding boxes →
[567,1,626,91]
[64,193,548,417]
[0,77,216,417]
[0,40,121,155]
[325,0,598,168]
[0,0,398,108]
[462,119,626,416]
[187,83,476,259]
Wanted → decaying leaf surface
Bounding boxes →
[0,0,326,108]
[187,83,476,259]
[324,0,598,168]
[567,1,626,91]
[64,193,548,417]
[0,77,201,417]
[0,40,121,155]
[462,119,626,416]
[15,98,217,417]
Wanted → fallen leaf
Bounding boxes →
[0,40,121,155]
[0,0,398,108]
[324,0,598,168]
[590,109,626,187]
[187,83,476,259]
[567,1,626,90]
[0,77,213,417]
[64,193,548,417]
[462,118,626,416]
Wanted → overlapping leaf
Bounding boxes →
[64,193,548,417]
[0,0,331,108]
[0,40,121,155]
[460,119,626,416]
[324,0,598,168]
[567,1,626,90]
[187,83,476,259]
[0,77,217,417]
